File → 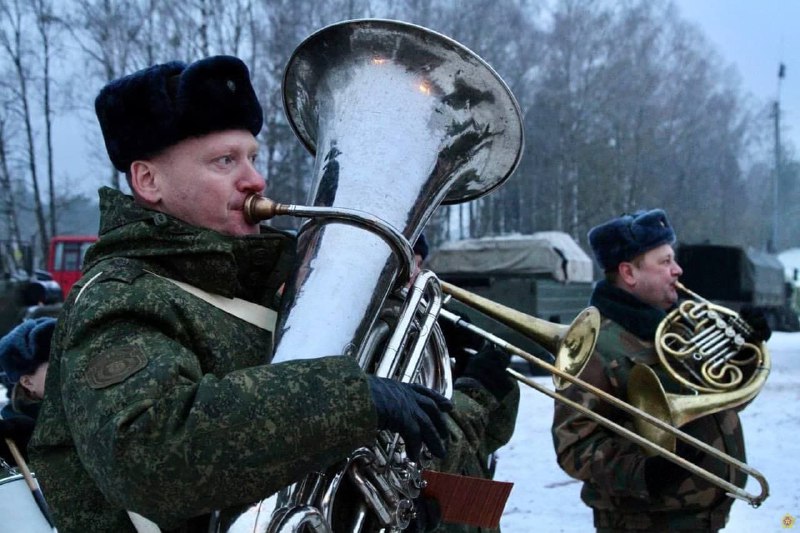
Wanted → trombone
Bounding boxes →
[438,280,770,508]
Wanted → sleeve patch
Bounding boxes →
[86,347,148,389]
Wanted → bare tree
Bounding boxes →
[65,0,152,189]
[0,106,23,244]
[0,0,50,259]
[31,0,59,237]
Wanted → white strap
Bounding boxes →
[128,511,162,533]
[74,270,104,304]
[146,271,277,332]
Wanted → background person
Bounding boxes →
[411,234,520,533]
[551,209,770,532]
[28,55,451,533]
[0,317,55,466]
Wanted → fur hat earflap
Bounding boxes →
[588,209,676,271]
[95,56,263,172]
[0,318,56,384]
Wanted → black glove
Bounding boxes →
[0,417,35,466]
[368,376,452,461]
[739,305,772,343]
[456,342,514,401]
[405,495,442,533]
[438,315,485,358]
[643,439,704,497]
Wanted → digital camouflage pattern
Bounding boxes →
[552,315,747,532]
[29,188,379,532]
[431,381,519,533]
[377,295,520,533]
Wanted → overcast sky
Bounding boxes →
[53,1,800,199]
[673,0,800,152]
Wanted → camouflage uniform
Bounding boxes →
[29,188,378,532]
[552,280,746,532]
[431,382,519,533]
[374,294,520,533]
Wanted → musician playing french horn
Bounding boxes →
[552,209,771,532]
[27,56,454,532]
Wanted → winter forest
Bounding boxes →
[1,0,798,263]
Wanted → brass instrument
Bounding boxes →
[218,18,524,533]
[439,281,770,507]
[628,281,770,474]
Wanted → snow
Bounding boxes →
[495,332,800,532]
[4,334,796,531]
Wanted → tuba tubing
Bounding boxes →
[439,281,770,507]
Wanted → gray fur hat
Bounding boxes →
[588,209,676,271]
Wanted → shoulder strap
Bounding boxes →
[145,270,277,332]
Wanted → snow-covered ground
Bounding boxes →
[4,335,795,531]
[495,332,799,532]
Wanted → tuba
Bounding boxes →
[218,18,524,532]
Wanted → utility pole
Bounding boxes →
[770,63,786,253]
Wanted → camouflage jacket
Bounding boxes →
[552,281,746,531]
[432,382,519,533]
[374,294,520,533]
[29,188,378,532]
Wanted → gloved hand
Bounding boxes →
[643,439,704,497]
[739,305,772,343]
[367,376,452,461]
[405,495,442,533]
[456,342,514,401]
[0,417,35,466]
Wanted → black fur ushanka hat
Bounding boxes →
[95,55,263,172]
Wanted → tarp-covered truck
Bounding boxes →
[676,243,800,332]
[426,232,595,374]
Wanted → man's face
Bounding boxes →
[146,130,265,236]
[624,244,683,310]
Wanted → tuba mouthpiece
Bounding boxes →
[243,194,287,224]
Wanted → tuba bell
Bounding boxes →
[217,18,524,533]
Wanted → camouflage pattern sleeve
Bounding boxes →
[433,380,519,478]
[551,352,651,500]
[57,273,377,529]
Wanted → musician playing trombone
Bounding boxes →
[26,56,453,532]
[409,235,520,533]
[552,209,771,532]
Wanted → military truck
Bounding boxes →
[0,240,63,337]
[426,232,595,375]
[676,243,800,332]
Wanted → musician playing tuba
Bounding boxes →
[552,209,771,533]
[27,55,454,533]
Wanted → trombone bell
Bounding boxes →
[439,280,599,389]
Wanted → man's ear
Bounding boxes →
[618,261,636,286]
[130,160,161,205]
[18,374,33,394]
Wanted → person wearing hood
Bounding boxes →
[0,317,55,465]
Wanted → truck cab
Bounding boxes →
[676,243,800,332]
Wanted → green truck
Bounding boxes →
[426,232,595,375]
[676,243,800,332]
